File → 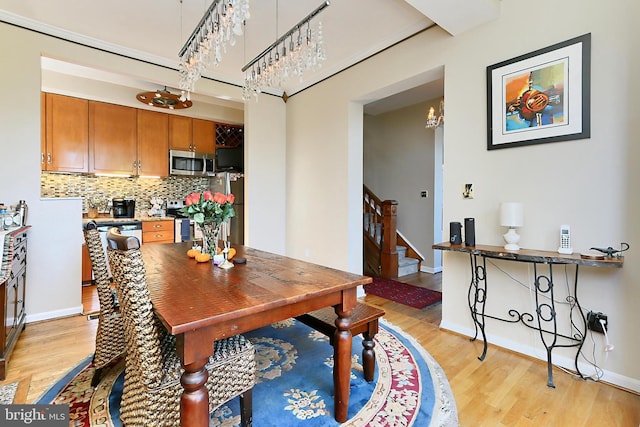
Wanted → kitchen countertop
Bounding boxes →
[81,216,176,226]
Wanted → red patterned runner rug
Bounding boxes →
[364,277,442,309]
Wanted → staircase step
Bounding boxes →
[396,245,407,260]
[398,256,419,277]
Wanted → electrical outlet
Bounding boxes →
[587,311,608,333]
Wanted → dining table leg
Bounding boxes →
[179,358,210,427]
[333,306,353,423]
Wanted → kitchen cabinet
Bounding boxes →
[89,101,138,175]
[43,93,89,172]
[137,110,169,177]
[169,116,193,152]
[170,116,215,154]
[0,228,28,380]
[193,118,216,154]
[142,220,175,244]
[82,243,93,284]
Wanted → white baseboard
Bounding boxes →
[439,320,640,394]
[26,305,83,324]
[420,265,442,274]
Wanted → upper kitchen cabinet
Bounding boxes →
[215,123,244,148]
[43,93,89,172]
[168,116,193,152]
[192,119,215,154]
[169,116,215,154]
[137,110,169,177]
[89,101,137,175]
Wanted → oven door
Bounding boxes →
[174,218,201,243]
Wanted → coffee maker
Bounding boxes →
[112,198,136,218]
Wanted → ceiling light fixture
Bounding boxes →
[178,0,251,100]
[425,100,445,128]
[241,1,330,101]
[136,87,192,110]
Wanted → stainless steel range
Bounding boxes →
[166,200,201,243]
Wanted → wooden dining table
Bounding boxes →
[140,241,372,427]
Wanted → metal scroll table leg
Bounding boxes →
[468,254,488,361]
[571,265,588,379]
[533,263,559,388]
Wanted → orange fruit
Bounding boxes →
[187,248,199,258]
[195,252,211,263]
[227,248,236,260]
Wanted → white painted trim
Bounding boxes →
[397,229,425,261]
[25,306,83,324]
[421,265,442,274]
[439,320,640,394]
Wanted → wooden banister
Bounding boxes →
[363,185,398,278]
[380,200,398,278]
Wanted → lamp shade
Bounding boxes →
[500,202,524,227]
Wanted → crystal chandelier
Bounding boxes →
[241,1,330,101]
[425,100,445,128]
[178,0,251,100]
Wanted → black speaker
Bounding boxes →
[464,217,475,247]
[449,222,462,244]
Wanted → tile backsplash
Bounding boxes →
[41,172,209,213]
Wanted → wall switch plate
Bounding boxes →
[463,184,473,199]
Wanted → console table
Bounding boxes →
[432,242,623,387]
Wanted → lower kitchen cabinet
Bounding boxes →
[82,243,93,284]
[0,228,29,380]
[142,220,175,244]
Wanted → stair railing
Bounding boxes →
[363,185,398,278]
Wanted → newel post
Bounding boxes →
[380,200,398,278]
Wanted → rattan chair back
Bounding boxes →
[82,221,125,385]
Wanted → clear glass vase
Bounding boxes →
[201,222,222,256]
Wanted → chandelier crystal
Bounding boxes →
[425,100,445,128]
[242,1,330,101]
[178,0,251,100]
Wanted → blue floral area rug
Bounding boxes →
[38,318,458,426]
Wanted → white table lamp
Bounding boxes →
[500,202,524,251]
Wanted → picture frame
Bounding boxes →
[486,33,591,150]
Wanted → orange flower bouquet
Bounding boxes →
[179,190,235,256]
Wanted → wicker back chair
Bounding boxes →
[105,228,255,427]
[83,221,126,387]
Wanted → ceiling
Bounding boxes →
[0,0,500,112]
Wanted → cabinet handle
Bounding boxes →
[192,144,196,151]
[154,224,161,228]
[41,152,44,164]
[47,153,52,164]
[155,234,162,238]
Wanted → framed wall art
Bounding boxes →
[486,33,591,150]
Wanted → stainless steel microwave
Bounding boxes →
[169,149,214,176]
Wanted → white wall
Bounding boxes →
[284,0,640,391]
[363,101,437,269]
[244,97,287,254]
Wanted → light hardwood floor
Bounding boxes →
[2,273,639,426]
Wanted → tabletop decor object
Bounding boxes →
[179,190,235,257]
[499,202,524,250]
[219,241,235,269]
